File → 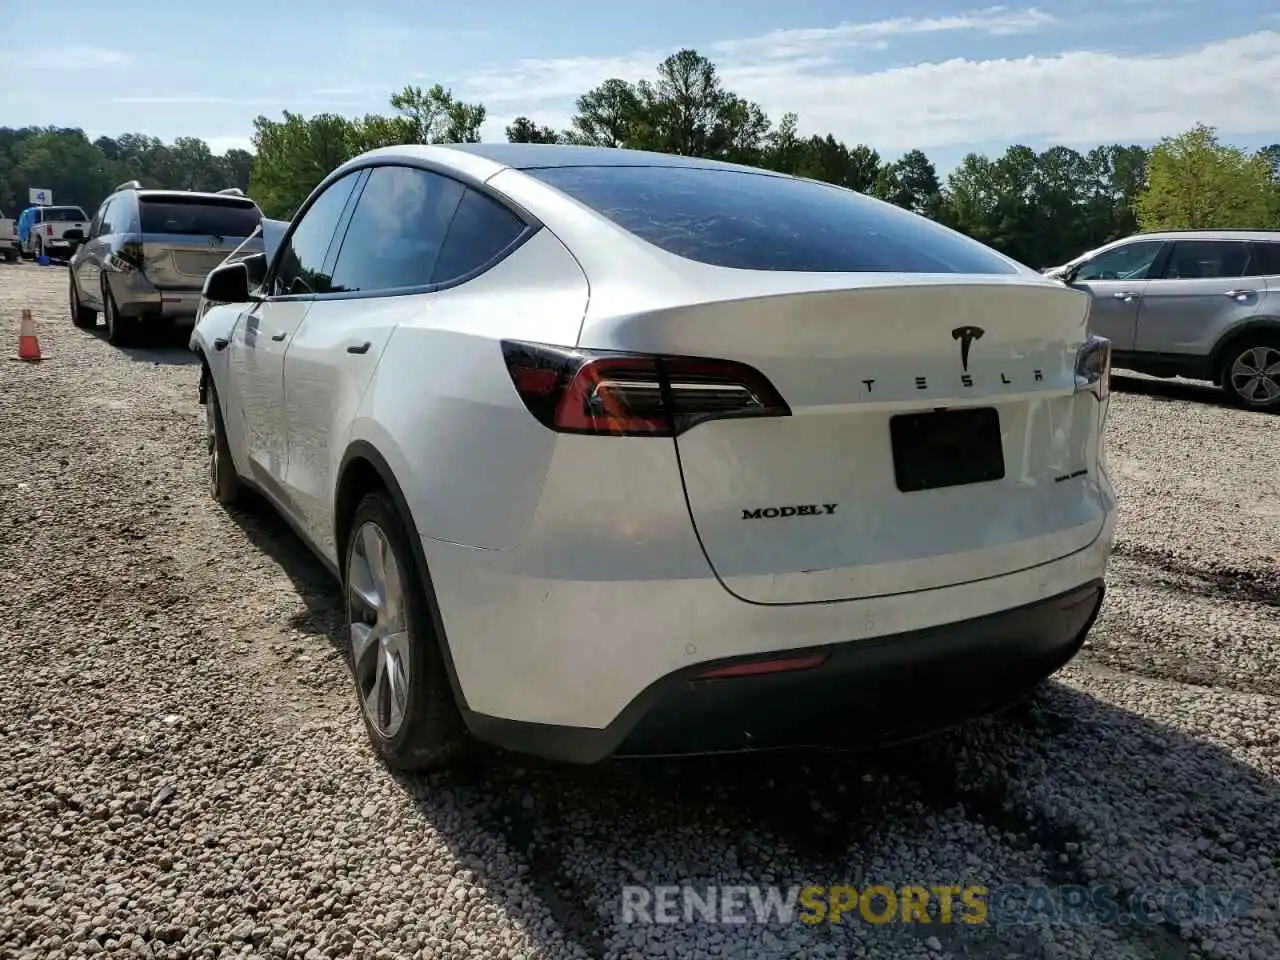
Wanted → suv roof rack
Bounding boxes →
[215,187,246,197]
[1138,227,1280,234]
[114,180,143,192]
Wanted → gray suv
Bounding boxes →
[1049,230,1280,412]
[69,181,262,345]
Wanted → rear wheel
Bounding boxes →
[102,281,136,346]
[1220,336,1280,413]
[205,379,240,505]
[69,276,96,329]
[2,248,16,263]
[345,491,468,771]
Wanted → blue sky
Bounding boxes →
[1,0,1277,173]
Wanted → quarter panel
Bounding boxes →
[355,226,590,550]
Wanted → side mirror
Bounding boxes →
[240,251,268,288]
[203,261,253,304]
[1060,264,1080,285]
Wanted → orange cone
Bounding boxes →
[18,309,42,362]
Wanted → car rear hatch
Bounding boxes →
[582,275,1110,605]
[138,194,261,290]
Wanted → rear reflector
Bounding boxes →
[696,652,829,680]
[500,340,791,437]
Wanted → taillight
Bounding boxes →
[500,340,791,437]
[45,225,53,236]
[1074,336,1111,401]
[113,241,145,271]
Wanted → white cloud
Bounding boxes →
[113,95,277,106]
[7,45,128,69]
[709,6,1059,60]
[113,94,366,108]
[463,8,1059,108]
[204,135,254,155]
[470,24,1280,153]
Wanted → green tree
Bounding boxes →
[565,50,771,164]
[563,78,647,147]
[1137,124,1274,230]
[248,111,360,219]
[389,84,486,144]
[873,148,944,218]
[505,117,560,143]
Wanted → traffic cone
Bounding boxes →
[18,309,42,362]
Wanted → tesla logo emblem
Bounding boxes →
[951,325,985,372]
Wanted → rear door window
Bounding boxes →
[431,188,527,284]
[139,197,261,238]
[1159,241,1250,279]
[524,164,1021,274]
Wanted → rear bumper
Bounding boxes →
[463,580,1104,763]
[109,273,202,321]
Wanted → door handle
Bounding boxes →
[1112,291,1139,301]
[271,331,287,341]
[213,337,228,351]
[1224,289,1256,300]
[346,341,371,355]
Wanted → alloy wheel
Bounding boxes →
[348,522,411,738]
[205,397,220,496]
[1229,345,1280,407]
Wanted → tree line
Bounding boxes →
[3,49,1278,269]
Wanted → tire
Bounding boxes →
[1219,335,1280,413]
[205,378,240,505]
[102,280,135,346]
[69,276,96,329]
[34,238,43,260]
[2,249,15,264]
[345,490,468,771]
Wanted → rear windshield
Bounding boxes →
[39,207,88,222]
[525,165,1020,275]
[139,197,260,238]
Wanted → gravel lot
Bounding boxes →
[1,260,1277,960]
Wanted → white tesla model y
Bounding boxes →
[192,143,1116,770]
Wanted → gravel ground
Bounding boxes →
[1,260,1277,960]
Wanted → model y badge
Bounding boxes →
[742,504,837,519]
[951,325,985,372]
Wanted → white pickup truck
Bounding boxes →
[20,205,90,261]
[0,210,17,263]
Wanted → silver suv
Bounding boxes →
[1051,230,1280,412]
[69,181,262,346]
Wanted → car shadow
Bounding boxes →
[224,491,1276,960]
[91,321,200,365]
[1111,372,1234,410]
